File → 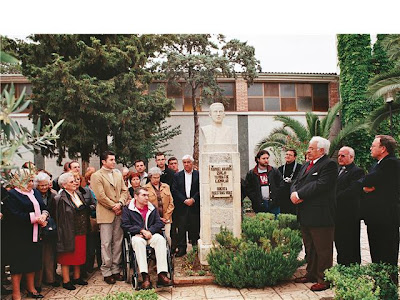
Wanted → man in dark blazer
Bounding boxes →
[335,146,364,266]
[360,135,400,272]
[290,136,337,292]
[171,154,200,257]
[154,152,175,187]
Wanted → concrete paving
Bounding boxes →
[0,222,392,299]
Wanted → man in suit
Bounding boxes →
[360,135,400,272]
[278,149,302,215]
[290,136,337,292]
[171,154,200,257]
[91,151,128,284]
[335,146,364,266]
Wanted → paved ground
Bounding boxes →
[0,222,386,299]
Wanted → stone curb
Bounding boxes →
[173,275,215,285]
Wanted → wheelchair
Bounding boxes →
[121,230,174,290]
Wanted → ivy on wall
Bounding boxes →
[337,34,398,170]
[372,35,400,147]
[337,34,375,170]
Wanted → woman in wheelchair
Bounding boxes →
[121,187,172,289]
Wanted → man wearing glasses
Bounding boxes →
[335,146,364,266]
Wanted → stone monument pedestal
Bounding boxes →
[198,144,241,265]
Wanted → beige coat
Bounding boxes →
[91,168,128,224]
[145,182,174,222]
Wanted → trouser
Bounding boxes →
[175,209,200,251]
[261,200,280,218]
[131,233,168,274]
[99,216,123,277]
[84,231,101,271]
[35,238,57,286]
[301,225,334,284]
[367,224,399,265]
[334,221,361,266]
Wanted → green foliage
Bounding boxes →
[89,289,158,300]
[325,263,399,300]
[13,34,179,167]
[0,35,20,73]
[208,213,303,288]
[367,34,400,145]
[1,84,63,176]
[372,34,395,75]
[256,102,368,160]
[182,245,210,276]
[337,34,378,170]
[161,34,261,164]
[242,197,253,213]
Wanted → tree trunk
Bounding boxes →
[192,92,199,167]
[98,134,108,168]
[81,152,90,176]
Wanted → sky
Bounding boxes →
[1,1,399,75]
[228,34,338,73]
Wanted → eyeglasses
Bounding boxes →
[338,154,348,157]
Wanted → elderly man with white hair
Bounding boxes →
[171,154,200,257]
[335,146,364,266]
[290,136,338,292]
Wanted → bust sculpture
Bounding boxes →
[201,102,233,145]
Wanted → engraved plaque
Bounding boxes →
[209,164,233,199]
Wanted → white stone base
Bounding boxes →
[198,239,213,265]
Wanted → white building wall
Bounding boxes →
[11,112,331,179]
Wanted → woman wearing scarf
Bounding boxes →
[55,172,90,290]
[5,169,49,299]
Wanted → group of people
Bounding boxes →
[1,134,399,297]
[244,135,400,292]
[1,151,200,298]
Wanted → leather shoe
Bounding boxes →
[175,249,187,257]
[72,277,88,285]
[141,273,151,289]
[157,272,172,287]
[294,276,315,283]
[62,282,76,290]
[113,273,124,281]
[26,291,44,298]
[104,275,116,284]
[310,282,330,291]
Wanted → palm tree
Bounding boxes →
[367,69,400,131]
[256,102,370,158]
[367,35,400,132]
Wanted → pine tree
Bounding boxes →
[15,34,178,167]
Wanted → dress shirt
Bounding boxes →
[184,170,193,199]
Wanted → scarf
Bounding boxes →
[15,188,41,242]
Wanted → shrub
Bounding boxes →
[325,263,399,300]
[89,289,158,300]
[207,213,304,288]
[182,245,211,276]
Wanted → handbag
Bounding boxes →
[41,217,57,239]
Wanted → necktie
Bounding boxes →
[338,166,346,176]
[305,161,314,173]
